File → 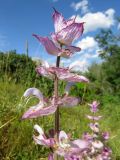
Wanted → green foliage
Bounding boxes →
[86,29,120,99]
[0,50,54,97]
[95,29,120,92]
[0,50,36,85]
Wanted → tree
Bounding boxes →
[95,29,120,92]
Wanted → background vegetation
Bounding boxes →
[0,29,120,159]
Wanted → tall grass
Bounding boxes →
[0,81,120,159]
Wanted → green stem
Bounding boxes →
[0,117,16,129]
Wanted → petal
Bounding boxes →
[86,115,102,121]
[56,23,84,45]
[51,32,60,47]
[51,36,81,58]
[88,101,100,113]
[59,131,70,148]
[34,124,44,135]
[102,132,110,140]
[71,139,89,150]
[88,101,100,108]
[33,34,61,56]
[52,8,66,33]
[37,66,89,83]
[33,125,55,147]
[33,124,46,146]
[59,49,72,58]
[65,18,75,26]
[102,147,112,155]
[59,131,68,141]
[69,139,89,155]
[21,104,57,120]
[60,96,80,107]
[92,101,100,109]
[23,88,43,101]
[33,135,55,147]
[82,132,93,141]
[89,123,99,133]
[66,46,81,53]
[49,67,89,83]
[55,147,66,157]
[36,66,54,79]
[49,67,69,74]
[92,140,103,149]
[58,72,89,83]
[52,9,75,33]
[60,46,81,58]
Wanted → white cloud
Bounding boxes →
[69,59,89,72]
[76,36,98,50]
[62,36,101,72]
[68,8,115,71]
[71,0,89,13]
[61,50,100,72]
[69,50,101,72]
[73,8,115,33]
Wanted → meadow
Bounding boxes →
[0,81,120,160]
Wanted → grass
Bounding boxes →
[0,81,120,159]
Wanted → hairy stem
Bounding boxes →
[54,56,61,136]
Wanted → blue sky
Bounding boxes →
[0,0,120,70]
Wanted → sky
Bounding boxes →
[0,0,120,71]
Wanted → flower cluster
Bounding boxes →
[33,124,89,160]
[84,101,112,159]
[29,101,112,160]
[21,9,112,160]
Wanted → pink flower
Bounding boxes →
[59,95,80,108]
[36,65,89,83]
[88,101,100,113]
[86,115,102,121]
[96,147,112,160]
[21,88,58,120]
[33,124,89,159]
[102,147,112,157]
[33,9,84,58]
[89,122,99,133]
[33,124,55,147]
[52,8,84,45]
[52,8,74,33]
[102,132,110,140]
[21,84,81,120]
[33,34,81,58]
[92,140,104,150]
[82,132,93,142]
[58,82,80,107]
